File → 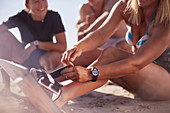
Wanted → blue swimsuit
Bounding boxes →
[125,12,170,73]
[125,12,156,48]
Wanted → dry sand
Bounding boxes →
[0,74,170,113]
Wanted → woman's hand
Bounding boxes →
[61,46,82,66]
[61,66,90,82]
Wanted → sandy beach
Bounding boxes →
[0,74,170,113]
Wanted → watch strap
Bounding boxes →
[90,67,99,82]
[91,76,97,82]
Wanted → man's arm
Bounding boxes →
[78,11,109,40]
[83,11,109,35]
[38,32,67,53]
[77,3,93,27]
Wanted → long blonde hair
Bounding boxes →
[125,0,170,27]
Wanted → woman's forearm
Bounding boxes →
[76,30,106,52]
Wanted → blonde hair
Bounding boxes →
[125,0,170,27]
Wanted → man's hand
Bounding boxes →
[86,13,96,25]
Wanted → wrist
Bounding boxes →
[88,68,92,81]
[33,40,39,49]
[89,67,99,82]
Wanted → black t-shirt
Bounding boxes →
[3,10,65,46]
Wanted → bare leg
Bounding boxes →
[55,47,132,108]
[116,40,132,53]
[55,80,108,108]
[0,31,25,94]
[92,47,170,100]
[73,49,102,67]
[55,46,170,108]
[40,51,62,72]
[0,68,11,95]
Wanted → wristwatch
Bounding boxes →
[33,40,39,49]
[90,67,99,82]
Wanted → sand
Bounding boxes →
[0,74,170,113]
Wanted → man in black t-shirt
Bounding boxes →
[0,0,67,95]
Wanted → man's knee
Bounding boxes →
[40,52,62,71]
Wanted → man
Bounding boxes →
[0,0,66,95]
[74,0,131,67]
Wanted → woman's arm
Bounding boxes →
[61,25,170,82]
[98,26,170,80]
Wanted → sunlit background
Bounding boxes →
[0,0,86,49]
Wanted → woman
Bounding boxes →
[0,0,66,95]
[37,0,170,108]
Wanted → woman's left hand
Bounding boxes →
[60,66,90,82]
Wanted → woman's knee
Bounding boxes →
[116,41,132,53]
[100,47,120,59]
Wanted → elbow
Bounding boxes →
[128,58,146,74]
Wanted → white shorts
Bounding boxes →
[98,37,125,50]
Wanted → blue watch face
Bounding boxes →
[92,70,99,76]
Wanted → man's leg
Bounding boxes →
[0,31,25,94]
[40,51,63,72]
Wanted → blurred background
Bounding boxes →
[0,0,86,49]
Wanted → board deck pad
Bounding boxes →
[0,59,61,113]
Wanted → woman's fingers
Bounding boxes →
[62,67,78,81]
[61,66,89,82]
[61,49,74,66]
[70,48,81,62]
[61,47,82,66]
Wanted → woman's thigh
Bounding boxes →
[121,63,170,100]
[91,46,132,66]
[94,47,170,100]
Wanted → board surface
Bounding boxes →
[0,59,61,113]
